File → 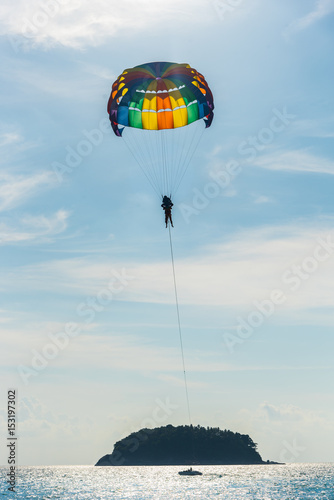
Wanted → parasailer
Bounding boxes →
[107,61,214,226]
[161,195,174,228]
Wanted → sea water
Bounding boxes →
[1,463,334,499]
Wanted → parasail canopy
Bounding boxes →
[107,62,214,196]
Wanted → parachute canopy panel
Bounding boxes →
[108,61,214,136]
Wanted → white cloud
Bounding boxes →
[3,220,334,318]
[223,188,238,198]
[2,57,105,101]
[0,126,40,157]
[1,0,210,50]
[0,132,21,147]
[80,63,117,82]
[0,309,12,324]
[285,0,334,36]
[240,402,330,429]
[236,401,334,462]
[0,171,57,212]
[290,118,334,139]
[253,195,272,204]
[261,402,314,422]
[6,396,95,456]
[8,324,309,378]
[0,210,69,244]
[253,149,334,175]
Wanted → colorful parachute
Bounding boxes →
[108,61,214,136]
[107,62,214,196]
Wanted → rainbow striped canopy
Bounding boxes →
[108,61,214,136]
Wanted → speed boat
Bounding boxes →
[178,468,202,476]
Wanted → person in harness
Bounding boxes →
[161,195,174,228]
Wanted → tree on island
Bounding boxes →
[95,424,265,466]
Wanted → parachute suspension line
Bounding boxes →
[170,125,185,195]
[168,225,192,427]
[172,125,189,192]
[143,131,164,196]
[165,130,173,196]
[160,131,168,196]
[121,120,205,199]
[148,131,161,194]
[124,133,161,198]
[149,130,166,197]
[162,131,172,197]
[173,123,205,196]
[167,128,178,196]
[122,130,161,198]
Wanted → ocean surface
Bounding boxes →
[1,463,334,499]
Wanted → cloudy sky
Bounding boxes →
[1,0,334,466]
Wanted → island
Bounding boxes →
[95,424,275,466]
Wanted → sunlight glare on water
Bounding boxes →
[1,463,334,499]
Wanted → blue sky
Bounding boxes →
[0,0,334,466]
